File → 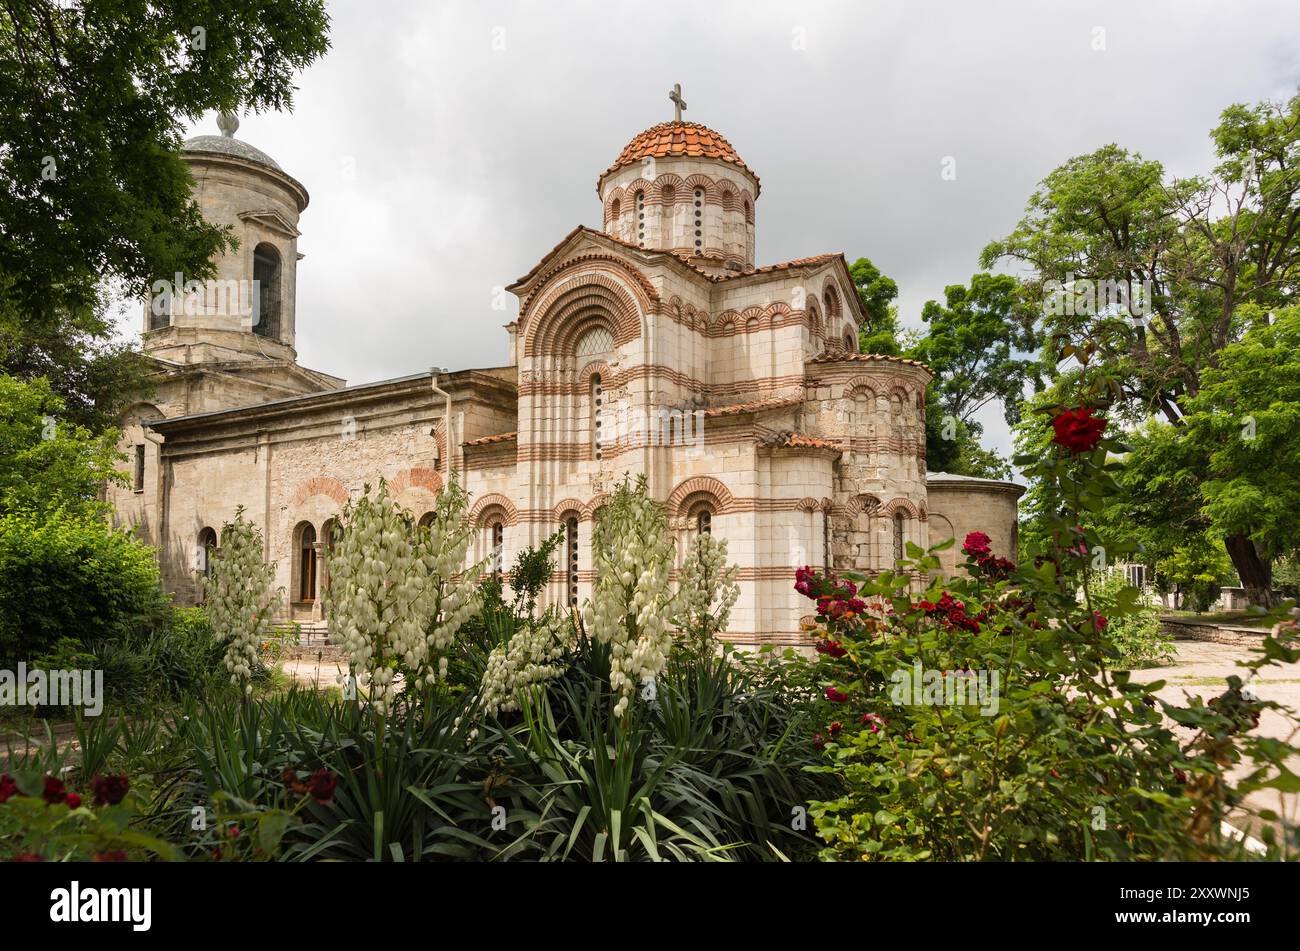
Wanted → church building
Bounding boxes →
[108,94,1022,648]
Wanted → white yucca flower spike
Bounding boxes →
[673,532,740,657]
[202,508,283,694]
[323,478,486,713]
[583,475,678,715]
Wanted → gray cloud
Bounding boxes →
[113,0,1300,456]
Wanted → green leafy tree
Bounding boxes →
[848,257,902,355]
[912,273,1044,429]
[0,374,123,516]
[0,0,332,424]
[984,94,1300,596]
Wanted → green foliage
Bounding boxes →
[848,257,902,355]
[0,374,123,516]
[804,413,1299,860]
[0,507,171,663]
[912,273,1043,429]
[1155,541,1235,614]
[1087,569,1174,668]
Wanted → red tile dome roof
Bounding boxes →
[598,121,759,193]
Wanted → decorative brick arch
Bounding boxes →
[522,266,649,358]
[796,497,821,513]
[390,467,443,496]
[291,476,348,507]
[822,281,843,321]
[848,493,882,517]
[650,173,686,204]
[844,377,880,401]
[581,493,610,520]
[470,493,519,527]
[552,498,585,521]
[666,476,734,517]
[881,497,921,519]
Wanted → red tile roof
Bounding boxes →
[764,431,842,451]
[599,122,759,193]
[463,431,517,448]
[810,351,932,372]
[703,396,802,418]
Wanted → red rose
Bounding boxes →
[1051,407,1107,454]
[962,531,992,557]
[0,774,16,804]
[1092,612,1108,631]
[91,775,129,807]
[307,768,339,805]
[815,639,847,659]
[65,793,82,809]
[828,721,843,737]
[860,712,886,733]
[825,686,849,703]
[42,776,67,805]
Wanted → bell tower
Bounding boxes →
[143,112,310,366]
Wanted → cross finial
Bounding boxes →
[669,83,687,123]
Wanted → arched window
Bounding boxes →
[564,516,579,607]
[297,522,318,602]
[611,197,621,222]
[844,328,857,352]
[198,527,218,580]
[697,510,712,535]
[661,184,675,204]
[590,374,604,460]
[693,188,704,254]
[686,497,716,537]
[417,511,435,531]
[489,520,505,580]
[252,243,282,340]
[892,513,905,565]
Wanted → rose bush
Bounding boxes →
[803,407,1300,861]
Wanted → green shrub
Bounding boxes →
[0,508,172,663]
[1088,569,1175,668]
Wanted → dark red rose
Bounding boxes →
[828,721,842,737]
[860,712,886,733]
[1051,407,1107,454]
[91,775,129,807]
[812,731,825,750]
[92,851,128,862]
[307,768,339,805]
[962,531,992,557]
[1173,768,1188,785]
[1091,612,1108,631]
[65,792,82,809]
[42,776,67,805]
[825,686,849,704]
[0,774,16,804]
[815,639,846,659]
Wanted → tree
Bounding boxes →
[0,374,123,517]
[912,273,1043,430]
[1170,305,1300,605]
[983,94,1300,598]
[847,257,902,355]
[0,1,331,423]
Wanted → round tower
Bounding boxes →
[143,112,309,365]
[597,118,759,276]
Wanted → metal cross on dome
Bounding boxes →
[669,83,687,122]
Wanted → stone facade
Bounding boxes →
[107,114,1023,647]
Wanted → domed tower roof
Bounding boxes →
[183,133,283,171]
[181,111,308,211]
[597,120,760,195]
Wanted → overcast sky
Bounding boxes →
[113,0,1300,456]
